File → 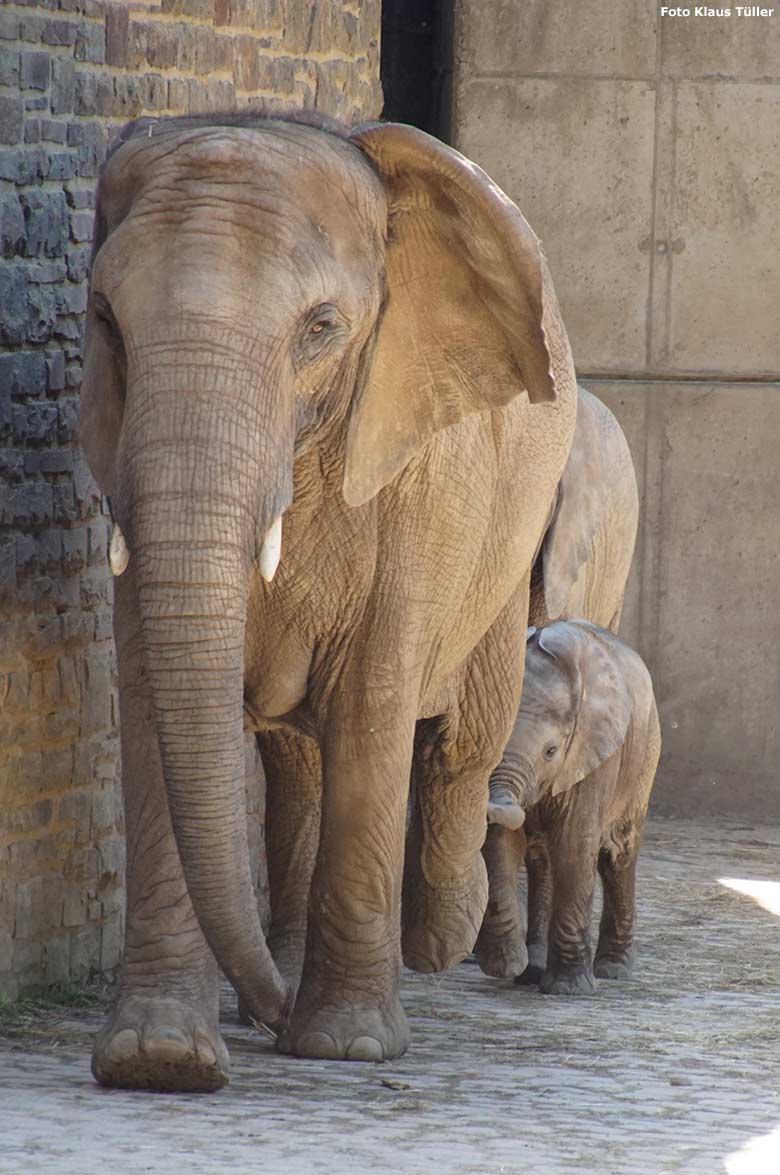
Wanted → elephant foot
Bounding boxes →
[474,926,529,979]
[515,961,545,986]
[539,963,597,996]
[403,854,488,972]
[92,994,230,1092]
[277,998,410,1062]
[594,955,633,980]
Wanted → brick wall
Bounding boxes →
[0,0,382,1001]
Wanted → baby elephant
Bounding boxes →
[481,620,660,995]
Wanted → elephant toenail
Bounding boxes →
[346,1036,384,1062]
[105,1028,140,1062]
[194,1038,217,1067]
[295,1031,340,1058]
[144,1026,190,1059]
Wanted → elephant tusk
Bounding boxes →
[109,524,130,576]
[259,514,283,583]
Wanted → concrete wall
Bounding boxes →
[450,3,780,817]
[0,0,382,1000]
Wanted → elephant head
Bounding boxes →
[80,111,573,1028]
[488,621,631,829]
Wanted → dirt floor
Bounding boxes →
[1,817,780,1175]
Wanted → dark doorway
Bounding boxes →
[380,0,452,139]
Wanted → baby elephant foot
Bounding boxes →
[594,954,633,980]
[540,963,597,996]
[515,961,546,986]
[92,994,230,1092]
[515,940,547,986]
[277,998,410,1062]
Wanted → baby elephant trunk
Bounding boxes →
[487,757,533,830]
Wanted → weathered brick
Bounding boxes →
[65,361,82,387]
[105,5,128,67]
[27,259,68,283]
[39,119,69,144]
[19,15,45,43]
[69,208,94,242]
[46,348,66,390]
[0,95,24,145]
[1,481,55,527]
[74,70,114,118]
[57,396,79,442]
[51,56,76,114]
[20,52,50,92]
[0,350,47,396]
[0,145,50,184]
[0,538,17,607]
[74,21,105,64]
[0,194,26,258]
[0,266,29,344]
[0,48,19,87]
[42,18,79,46]
[66,243,90,282]
[21,189,69,258]
[13,400,59,446]
[47,152,78,181]
[27,282,59,342]
[144,21,178,69]
[0,12,20,40]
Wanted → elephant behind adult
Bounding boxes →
[79,109,577,1091]
[476,386,639,979]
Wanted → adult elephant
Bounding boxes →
[80,109,576,1091]
[475,386,639,979]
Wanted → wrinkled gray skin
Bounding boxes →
[476,387,639,980]
[79,110,577,1091]
[481,621,660,994]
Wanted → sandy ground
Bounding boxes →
[1,817,780,1175]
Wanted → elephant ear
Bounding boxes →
[541,388,608,619]
[79,203,124,498]
[344,121,575,506]
[538,621,631,795]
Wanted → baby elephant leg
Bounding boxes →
[594,824,642,979]
[474,824,528,979]
[540,823,600,996]
[516,836,552,985]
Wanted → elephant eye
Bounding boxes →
[296,303,346,365]
[544,743,559,761]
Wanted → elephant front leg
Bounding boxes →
[516,836,553,985]
[540,819,601,996]
[276,707,413,1062]
[92,574,229,1092]
[403,587,528,973]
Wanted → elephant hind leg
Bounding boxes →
[594,824,641,980]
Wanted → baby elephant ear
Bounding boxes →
[344,121,575,507]
[540,623,632,795]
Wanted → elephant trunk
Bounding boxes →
[487,754,535,830]
[121,350,293,1028]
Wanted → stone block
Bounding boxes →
[21,189,69,258]
[2,482,55,527]
[0,537,16,607]
[0,95,24,145]
[0,266,29,344]
[51,56,76,114]
[0,48,19,87]
[26,282,60,343]
[452,77,656,374]
[74,20,105,63]
[12,400,59,445]
[0,194,26,258]
[0,12,19,40]
[0,145,50,184]
[20,51,50,91]
[46,348,66,391]
[74,71,114,118]
[654,81,780,377]
[69,209,94,242]
[66,243,90,282]
[455,0,657,78]
[144,20,178,69]
[47,152,78,182]
[104,5,129,66]
[42,18,79,46]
